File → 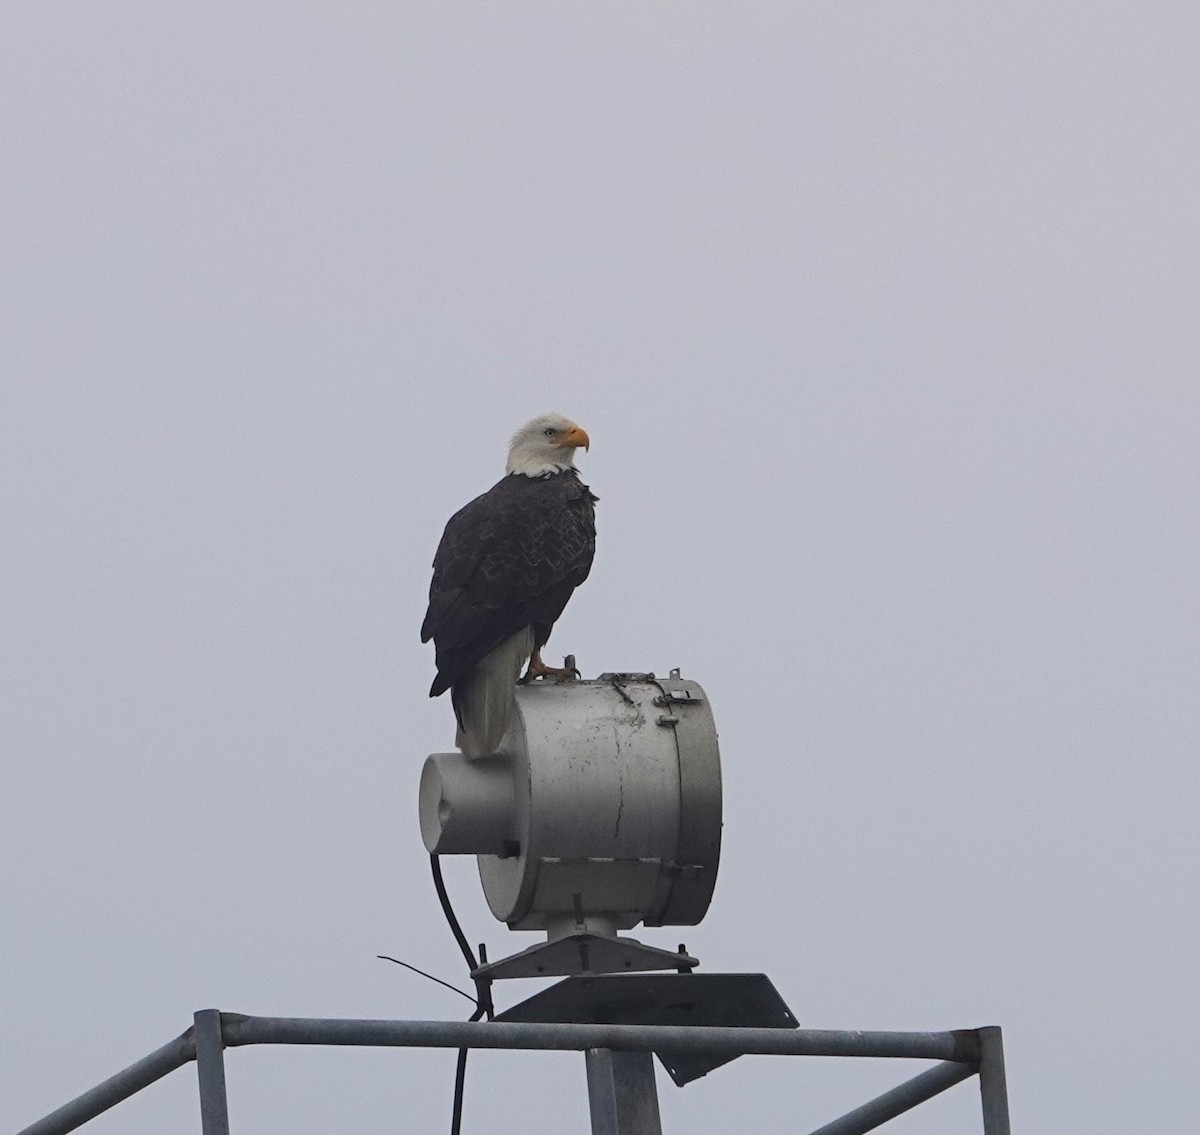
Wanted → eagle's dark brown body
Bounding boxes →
[421,469,597,723]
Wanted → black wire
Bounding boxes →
[430,854,495,1135]
[451,1005,485,1135]
[430,853,479,971]
[451,1048,469,1135]
[376,955,478,1007]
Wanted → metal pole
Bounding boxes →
[977,1026,1011,1135]
[805,1060,977,1135]
[19,1012,1001,1135]
[194,1010,231,1135]
[586,1049,662,1135]
[15,1031,196,1135]
[221,1015,978,1063]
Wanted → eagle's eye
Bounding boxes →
[543,427,557,437]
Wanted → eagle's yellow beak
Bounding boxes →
[562,424,590,452]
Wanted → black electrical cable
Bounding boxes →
[451,1004,485,1135]
[430,854,494,1135]
[430,854,479,971]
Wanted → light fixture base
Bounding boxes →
[471,932,697,981]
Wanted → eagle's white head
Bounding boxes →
[506,412,590,477]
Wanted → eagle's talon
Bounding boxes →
[522,648,580,683]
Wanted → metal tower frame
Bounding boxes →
[17,1010,1010,1135]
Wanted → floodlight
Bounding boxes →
[418,671,722,979]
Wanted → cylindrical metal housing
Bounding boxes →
[418,674,721,932]
[420,753,515,855]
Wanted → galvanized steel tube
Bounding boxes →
[586,1049,663,1135]
[977,1026,1012,1135]
[15,1030,196,1135]
[194,1010,231,1135]
[220,1014,978,1063]
[804,1060,977,1135]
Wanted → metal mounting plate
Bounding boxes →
[495,972,797,1085]
[472,934,698,981]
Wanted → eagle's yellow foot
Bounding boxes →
[522,649,580,683]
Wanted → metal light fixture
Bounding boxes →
[419,670,722,980]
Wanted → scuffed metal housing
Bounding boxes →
[419,674,722,933]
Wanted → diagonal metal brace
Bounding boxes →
[805,1060,977,1135]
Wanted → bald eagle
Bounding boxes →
[421,413,597,755]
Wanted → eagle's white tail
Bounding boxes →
[451,628,534,756]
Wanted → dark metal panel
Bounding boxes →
[14,1030,195,1135]
[194,1010,231,1135]
[804,1061,977,1135]
[497,973,796,1086]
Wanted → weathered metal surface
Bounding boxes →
[477,676,716,932]
[586,1049,663,1135]
[18,1011,997,1135]
[219,1014,978,1062]
[419,674,722,950]
[805,1060,977,1135]
[642,674,721,926]
[978,1026,1012,1135]
[194,1010,231,1135]
[15,1029,195,1135]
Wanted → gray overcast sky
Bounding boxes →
[3,4,1197,1133]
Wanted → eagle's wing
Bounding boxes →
[421,474,595,696]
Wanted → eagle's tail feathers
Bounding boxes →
[451,628,533,757]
